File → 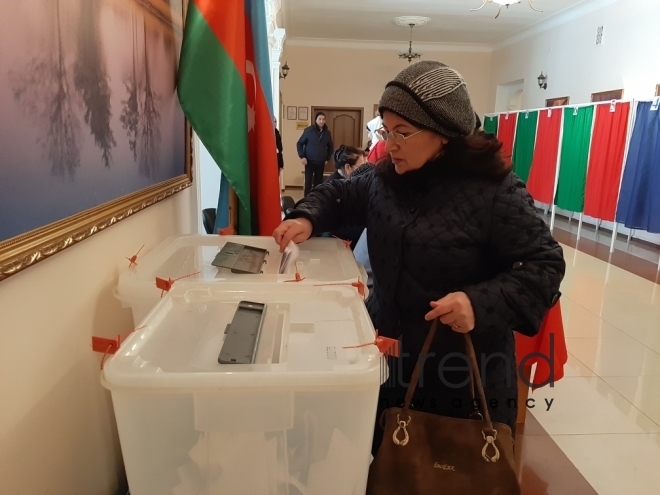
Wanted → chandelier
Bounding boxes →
[470,0,542,19]
[394,17,430,63]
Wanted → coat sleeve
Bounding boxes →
[326,131,334,161]
[461,174,566,338]
[285,171,372,234]
[296,129,307,158]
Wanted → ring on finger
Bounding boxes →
[451,322,460,330]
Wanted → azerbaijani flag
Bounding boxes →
[177,0,281,235]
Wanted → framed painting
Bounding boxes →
[591,89,623,102]
[297,106,308,121]
[373,104,379,118]
[0,0,192,282]
[545,96,570,107]
[655,84,660,97]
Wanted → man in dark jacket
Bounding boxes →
[297,112,334,196]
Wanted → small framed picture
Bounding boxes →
[373,104,379,118]
[287,106,297,120]
[298,106,308,121]
[655,84,660,97]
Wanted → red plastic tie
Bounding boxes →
[333,236,352,249]
[342,330,399,358]
[313,279,365,300]
[155,271,201,297]
[284,264,305,283]
[126,244,145,268]
[92,326,146,370]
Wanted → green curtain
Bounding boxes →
[511,110,538,183]
[483,115,498,135]
[555,106,595,212]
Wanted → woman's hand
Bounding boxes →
[425,292,475,333]
[273,218,313,253]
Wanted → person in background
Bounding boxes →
[274,61,565,459]
[274,117,284,173]
[366,115,388,164]
[325,145,365,182]
[297,112,334,196]
[319,145,367,249]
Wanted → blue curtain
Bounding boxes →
[615,101,660,233]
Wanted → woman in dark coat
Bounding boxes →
[274,61,565,456]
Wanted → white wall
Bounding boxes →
[0,189,196,495]
[489,0,660,112]
[280,43,493,187]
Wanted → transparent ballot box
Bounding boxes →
[102,284,382,495]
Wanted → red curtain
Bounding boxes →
[526,108,563,203]
[497,113,518,166]
[583,102,631,221]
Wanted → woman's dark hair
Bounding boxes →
[333,145,363,170]
[441,132,511,179]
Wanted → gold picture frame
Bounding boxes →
[0,0,193,282]
[0,126,192,282]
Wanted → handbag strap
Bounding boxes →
[402,319,496,435]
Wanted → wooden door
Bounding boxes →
[311,107,363,173]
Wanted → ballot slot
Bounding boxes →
[218,301,267,364]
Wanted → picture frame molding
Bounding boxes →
[0,125,193,282]
[297,106,308,121]
[287,106,297,120]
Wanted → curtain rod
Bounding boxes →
[483,98,658,117]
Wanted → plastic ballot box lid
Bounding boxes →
[116,235,368,325]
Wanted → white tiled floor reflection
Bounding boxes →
[531,243,660,494]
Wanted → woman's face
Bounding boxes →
[382,111,448,174]
[316,114,326,127]
[345,154,365,177]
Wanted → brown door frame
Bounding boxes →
[310,106,365,147]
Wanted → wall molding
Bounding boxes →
[285,37,492,53]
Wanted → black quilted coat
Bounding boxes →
[287,157,565,455]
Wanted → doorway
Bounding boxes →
[311,106,364,173]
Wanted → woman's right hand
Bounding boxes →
[273,218,313,253]
[300,158,308,166]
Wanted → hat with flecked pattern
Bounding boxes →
[379,61,476,138]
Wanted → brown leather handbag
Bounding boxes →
[366,319,521,495]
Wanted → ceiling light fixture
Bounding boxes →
[393,16,430,64]
[470,0,542,19]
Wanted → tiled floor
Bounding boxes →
[528,243,660,495]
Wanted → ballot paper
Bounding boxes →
[279,241,300,274]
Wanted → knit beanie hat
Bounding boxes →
[378,61,476,138]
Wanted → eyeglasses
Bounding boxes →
[380,127,424,146]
